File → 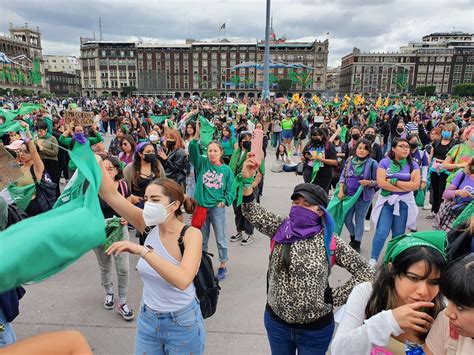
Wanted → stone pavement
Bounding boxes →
[14,144,434,354]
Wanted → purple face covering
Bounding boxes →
[73,132,86,144]
[273,205,322,244]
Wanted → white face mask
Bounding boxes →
[142,201,175,226]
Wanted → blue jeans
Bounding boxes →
[109,119,117,134]
[273,132,282,148]
[134,298,206,355]
[201,206,228,263]
[264,310,334,355]
[370,201,408,261]
[344,198,372,242]
[0,308,17,347]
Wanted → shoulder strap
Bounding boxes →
[329,234,337,267]
[178,224,192,256]
[118,180,126,196]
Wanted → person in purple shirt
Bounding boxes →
[338,139,378,252]
[369,138,421,266]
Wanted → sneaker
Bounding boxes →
[425,214,435,220]
[364,221,371,232]
[422,203,432,211]
[116,302,135,321]
[216,267,227,281]
[240,234,254,246]
[230,232,243,242]
[104,293,115,310]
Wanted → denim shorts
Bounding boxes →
[281,129,294,140]
[134,298,206,355]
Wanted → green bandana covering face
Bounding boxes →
[383,231,447,265]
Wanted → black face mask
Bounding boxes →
[365,134,375,141]
[312,137,322,145]
[167,140,176,150]
[242,141,251,150]
[351,134,360,140]
[397,128,404,134]
[143,153,157,163]
[409,142,418,149]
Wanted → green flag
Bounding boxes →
[149,115,171,124]
[340,126,349,143]
[327,185,364,235]
[0,141,106,293]
[198,115,216,150]
[368,110,377,127]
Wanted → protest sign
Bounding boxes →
[64,111,94,127]
[0,146,22,190]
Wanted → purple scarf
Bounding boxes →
[273,206,322,245]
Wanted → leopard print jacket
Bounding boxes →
[242,195,374,325]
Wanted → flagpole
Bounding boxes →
[262,0,271,100]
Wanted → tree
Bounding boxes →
[395,72,409,92]
[121,86,137,97]
[298,71,313,89]
[269,73,279,87]
[230,75,241,88]
[416,85,436,96]
[286,70,299,86]
[202,90,219,98]
[244,76,254,89]
[452,83,474,97]
[277,78,293,93]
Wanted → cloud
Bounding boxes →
[1,0,472,67]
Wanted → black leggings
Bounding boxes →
[303,167,332,193]
[430,171,448,214]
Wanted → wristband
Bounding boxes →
[140,245,153,258]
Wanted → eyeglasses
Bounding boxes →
[121,142,129,146]
[396,144,410,149]
[106,167,118,172]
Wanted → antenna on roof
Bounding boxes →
[99,17,103,40]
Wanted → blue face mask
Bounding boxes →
[471,135,474,143]
[441,130,452,139]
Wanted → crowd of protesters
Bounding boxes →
[0,93,473,354]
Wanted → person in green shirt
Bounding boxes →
[281,112,295,154]
[188,120,235,281]
[220,126,236,165]
[59,123,103,177]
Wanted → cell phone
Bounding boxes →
[250,129,263,166]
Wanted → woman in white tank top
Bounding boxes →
[98,170,205,355]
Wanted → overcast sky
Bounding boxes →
[1,0,473,67]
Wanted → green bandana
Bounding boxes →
[351,157,366,177]
[381,158,408,197]
[198,115,216,150]
[103,217,125,250]
[7,182,36,211]
[384,231,447,265]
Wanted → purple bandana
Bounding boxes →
[73,133,86,144]
[273,206,322,244]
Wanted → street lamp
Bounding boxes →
[262,0,271,99]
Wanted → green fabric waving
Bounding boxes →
[7,183,36,211]
[310,162,320,183]
[103,217,125,250]
[340,126,349,143]
[0,141,106,293]
[327,185,364,235]
[199,115,216,150]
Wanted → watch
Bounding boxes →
[140,244,154,258]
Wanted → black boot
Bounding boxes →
[350,240,361,253]
[350,235,355,243]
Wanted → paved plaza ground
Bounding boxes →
[14,144,435,354]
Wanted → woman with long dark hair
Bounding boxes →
[220,126,236,165]
[369,137,421,266]
[158,128,189,188]
[123,142,165,245]
[118,134,136,167]
[301,128,338,192]
[331,232,447,354]
[184,121,197,197]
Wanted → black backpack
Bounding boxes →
[178,225,220,319]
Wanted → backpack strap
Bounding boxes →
[178,224,192,256]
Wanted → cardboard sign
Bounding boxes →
[0,146,22,190]
[314,115,324,123]
[64,111,94,127]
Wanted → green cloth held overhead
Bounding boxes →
[384,231,447,265]
[0,140,106,293]
[149,115,171,125]
[198,115,216,150]
[340,126,349,143]
[327,185,363,235]
[0,120,25,136]
[237,104,247,115]
[367,110,377,127]
[0,103,43,122]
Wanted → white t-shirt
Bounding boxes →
[331,282,405,355]
[426,310,473,355]
[137,227,196,312]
